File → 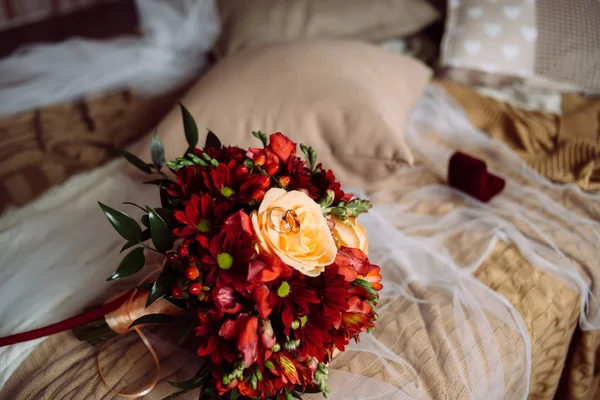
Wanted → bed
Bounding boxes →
[1,82,599,399]
[1,1,600,399]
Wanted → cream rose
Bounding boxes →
[331,217,369,255]
[251,188,337,277]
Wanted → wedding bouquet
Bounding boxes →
[92,106,382,399]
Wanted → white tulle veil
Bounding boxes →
[0,0,220,116]
[1,85,599,399]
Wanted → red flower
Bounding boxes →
[360,264,383,291]
[341,296,376,336]
[212,285,242,314]
[173,193,229,245]
[196,309,238,365]
[200,145,245,165]
[201,229,256,290]
[311,165,352,203]
[317,265,352,329]
[248,254,293,285]
[268,133,296,163]
[285,156,319,199]
[272,272,321,328]
[223,210,254,237]
[248,255,320,328]
[247,147,280,176]
[167,164,206,200]
[333,247,372,281]
[219,313,259,366]
[293,308,333,361]
[203,161,271,204]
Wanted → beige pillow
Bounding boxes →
[213,0,440,58]
[135,41,432,188]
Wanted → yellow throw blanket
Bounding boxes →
[439,81,600,191]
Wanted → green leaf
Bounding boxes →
[156,207,175,229]
[163,296,188,309]
[252,131,268,146]
[98,202,142,242]
[119,149,153,174]
[135,282,154,291]
[300,144,309,157]
[107,247,145,281]
[146,206,173,253]
[146,267,175,307]
[151,130,166,169]
[120,240,138,253]
[205,130,222,149]
[169,366,207,390]
[295,385,321,394]
[229,388,240,400]
[300,144,317,170]
[141,215,150,228]
[291,390,303,399]
[180,103,198,149]
[199,388,218,400]
[178,315,197,345]
[122,201,146,212]
[140,229,152,242]
[158,188,171,208]
[143,179,173,186]
[161,389,188,400]
[129,313,176,329]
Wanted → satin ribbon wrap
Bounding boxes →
[98,289,186,398]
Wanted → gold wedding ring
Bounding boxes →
[267,207,301,233]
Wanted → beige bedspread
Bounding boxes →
[2,85,600,400]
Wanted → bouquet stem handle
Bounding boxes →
[0,294,129,348]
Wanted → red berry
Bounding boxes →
[171,286,183,298]
[166,252,178,264]
[188,255,199,265]
[189,283,202,296]
[185,266,199,281]
[178,246,189,257]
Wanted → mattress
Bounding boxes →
[1,84,599,399]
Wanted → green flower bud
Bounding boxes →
[264,360,275,371]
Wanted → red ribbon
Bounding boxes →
[0,294,128,348]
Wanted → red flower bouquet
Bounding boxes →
[4,106,382,400]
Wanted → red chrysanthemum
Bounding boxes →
[199,145,246,165]
[315,265,353,330]
[201,231,255,291]
[172,193,229,245]
[284,156,319,199]
[311,164,352,203]
[293,307,333,361]
[248,255,320,328]
[203,161,271,204]
[167,164,206,201]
